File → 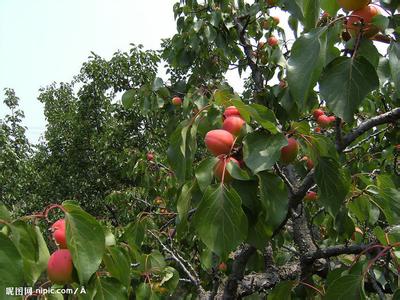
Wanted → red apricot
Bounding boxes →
[222,116,245,136]
[214,157,240,182]
[205,130,235,156]
[223,106,241,119]
[280,138,299,164]
[317,115,332,128]
[218,262,227,272]
[47,249,74,284]
[146,152,154,161]
[267,36,279,47]
[304,191,318,201]
[172,96,182,106]
[51,219,67,249]
[313,108,325,120]
[314,127,321,133]
[347,5,380,38]
[302,156,314,170]
[337,0,369,11]
[328,116,336,123]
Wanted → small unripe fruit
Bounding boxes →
[317,115,331,128]
[280,138,299,164]
[47,249,74,284]
[51,219,67,249]
[272,16,280,25]
[258,41,266,49]
[214,157,240,182]
[304,191,317,201]
[347,5,380,38]
[313,108,325,120]
[205,130,235,156]
[223,106,241,119]
[218,262,227,272]
[222,116,245,136]
[172,96,182,106]
[146,152,154,161]
[337,0,369,11]
[314,127,321,133]
[302,156,314,170]
[279,80,287,89]
[267,36,279,47]
[261,19,270,30]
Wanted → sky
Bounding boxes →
[0,0,187,142]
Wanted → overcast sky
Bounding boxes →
[0,0,185,142]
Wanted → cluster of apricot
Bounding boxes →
[338,0,381,38]
[204,106,245,182]
[47,219,74,285]
[313,108,336,129]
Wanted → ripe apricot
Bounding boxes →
[214,157,239,182]
[337,0,369,11]
[222,116,245,136]
[47,249,74,284]
[280,138,299,164]
[51,219,67,249]
[205,130,235,156]
[347,5,380,38]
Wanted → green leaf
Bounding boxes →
[303,0,320,31]
[94,277,128,300]
[0,202,11,222]
[167,121,197,183]
[205,25,217,42]
[0,233,25,294]
[192,185,248,258]
[388,42,400,98]
[121,89,136,109]
[315,157,350,216]
[213,88,231,105]
[152,77,164,91]
[64,202,105,284]
[269,280,296,300]
[321,0,339,16]
[348,195,379,225]
[103,246,130,288]
[325,274,366,300]
[374,175,400,225]
[194,20,203,32]
[176,182,193,234]
[248,104,279,134]
[287,27,327,107]
[319,56,379,123]
[160,267,180,291]
[258,173,289,238]
[195,157,218,192]
[24,226,50,286]
[243,132,287,174]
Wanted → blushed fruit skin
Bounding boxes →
[304,191,317,201]
[218,262,228,272]
[280,138,299,164]
[214,157,239,182]
[347,5,380,38]
[317,115,332,128]
[267,36,278,47]
[172,96,182,106]
[315,127,321,133]
[222,116,245,136]
[302,156,314,170]
[47,249,74,284]
[51,219,67,249]
[337,0,369,11]
[328,116,336,123]
[146,152,154,161]
[313,109,325,120]
[205,130,235,156]
[223,106,241,119]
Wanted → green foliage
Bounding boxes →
[1,0,400,298]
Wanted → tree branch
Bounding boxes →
[223,244,256,300]
[339,108,400,151]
